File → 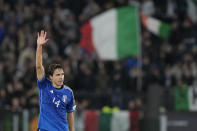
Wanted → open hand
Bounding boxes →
[37,30,49,45]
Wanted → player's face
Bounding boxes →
[51,68,64,88]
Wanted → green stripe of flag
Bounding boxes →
[99,113,112,131]
[159,22,172,39]
[117,7,139,59]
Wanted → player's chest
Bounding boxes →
[42,88,70,108]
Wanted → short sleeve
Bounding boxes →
[66,91,76,113]
[37,76,48,89]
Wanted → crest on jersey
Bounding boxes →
[62,95,67,103]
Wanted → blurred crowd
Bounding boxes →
[0,0,197,113]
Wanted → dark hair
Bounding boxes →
[47,64,64,76]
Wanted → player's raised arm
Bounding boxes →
[36,30,49,81]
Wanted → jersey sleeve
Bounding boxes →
[37,75,48,89]
[66,91,76,113]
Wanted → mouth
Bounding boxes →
[59,81,63,83]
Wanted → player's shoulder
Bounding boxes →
[63,85,74,93]
[46,77,51,82]
[37,76,51,86]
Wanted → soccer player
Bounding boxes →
[36,30,76,131]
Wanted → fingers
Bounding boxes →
[41,30,44,37]
[45,39,49,43]
[37,30,47,37]
[37,30,48,44]
[39,30,47,38]
[44,31,47,39]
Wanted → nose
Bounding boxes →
[60,75,64,80]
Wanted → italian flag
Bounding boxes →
[79,7,140,60]
[75,110,130,131]
[141,14,172,39]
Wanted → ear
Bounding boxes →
[49,75,53,80]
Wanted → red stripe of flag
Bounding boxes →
[79,21,95,53]
[141,13,148,28]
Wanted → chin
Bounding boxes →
[56,82,63,87]
[59,83,63,86]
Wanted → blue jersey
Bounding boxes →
[37,76,76,131]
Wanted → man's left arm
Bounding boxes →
[67,112,74,131]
